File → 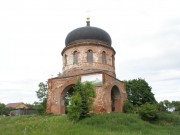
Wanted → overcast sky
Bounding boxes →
[0,0,180,104]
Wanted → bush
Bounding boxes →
[138,103,158,121]
[0,103,14,116]
[34,99,47,115]
[67,93,82,121]
[67,81,96,121]
[124,100,134,113]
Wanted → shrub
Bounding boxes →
[67,81,96,121]
[124,100,134,113]
[34,99,47,115]
[0,103,13,116]
[138,103,158,121]
[67,92,82,121]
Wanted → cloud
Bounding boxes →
[0,88,38,104]
[0,0,180,104]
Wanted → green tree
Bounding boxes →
[158,100,180,113]
[172,101,180,113]
[36,82,48,114]
[36,82,48,102]
[0,103,13,115]
[67,92,82,121]
[0,103,6,115]
[139,103,158,121]
[67,81,96,121]
[124,100,134,113]
[125,78,156,106]
[158,100,172,112]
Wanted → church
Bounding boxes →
[46,18,127,114]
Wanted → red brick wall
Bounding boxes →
[61,42,116,77]
[46,41,127,115]
[46,72,127,114]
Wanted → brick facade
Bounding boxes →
[46,25,127,114]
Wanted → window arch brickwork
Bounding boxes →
[112,55,115,67]
[73,51,78,64]
[87,50,93,63]
[102,51,106,64]
[64,54,67,66]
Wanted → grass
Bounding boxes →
[0,113,179,135]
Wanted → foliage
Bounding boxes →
[124,100,134,113]
[0,113,179,135]
[158,100,180,113]
[67,81,96,121]
[67,93,82,121]
[158,101,168,112]
[36,82,48,102]
[0,103,6,115]
[125,78,157,106]
[36,82,48,114]
[0,103,13,115]
[34,100,47,114]
[25,103,36,109]
[156,112,180,126]
[172,101,180,113]
[139,103,158,121]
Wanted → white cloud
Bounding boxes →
[0,0,180,103]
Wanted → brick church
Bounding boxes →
[46,18,127,114]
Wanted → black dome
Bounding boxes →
[65,26,112,46]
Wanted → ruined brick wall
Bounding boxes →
[61,41,116,77]
[46,72,127,114]
[93,73,126,114]
[46,76,80,114]
[46,40,127,115]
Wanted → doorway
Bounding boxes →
[61,85,75,114]
[111,86,120,112]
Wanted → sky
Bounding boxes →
[0,0,180,104]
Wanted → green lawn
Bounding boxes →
[0,113,179,135]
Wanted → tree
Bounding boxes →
[67,81,96,121]
[139,103,158,121]
[36,82,48,114]
[67,92,82,121]
[0,103,6,115]
[36,82,48,102]
[0,103,13,115]
[125,78,157,106]
[124,100,134,113]
[158,100,180,113]
[158,100,172,112]
[172,101,180,113]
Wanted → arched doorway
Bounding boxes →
[61,84,75,114]
[111,86,121,112]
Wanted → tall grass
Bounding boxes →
[0,113,179,135]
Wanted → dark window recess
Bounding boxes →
[73,51,78,64]
[87,50,93,63]
[102,51,106,64]
[112,55,115,67]
[65,55,67,66]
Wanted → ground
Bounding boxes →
[0,113,179,135]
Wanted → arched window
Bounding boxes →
[112,55,115,67]
[102,51,106,64]
[65,54,67,66]
[87,50,93,63]
[73,51,78,64]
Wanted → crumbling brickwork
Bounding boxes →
[62,42,116,77]
[46,23,127,114]
[46,72,126,114]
